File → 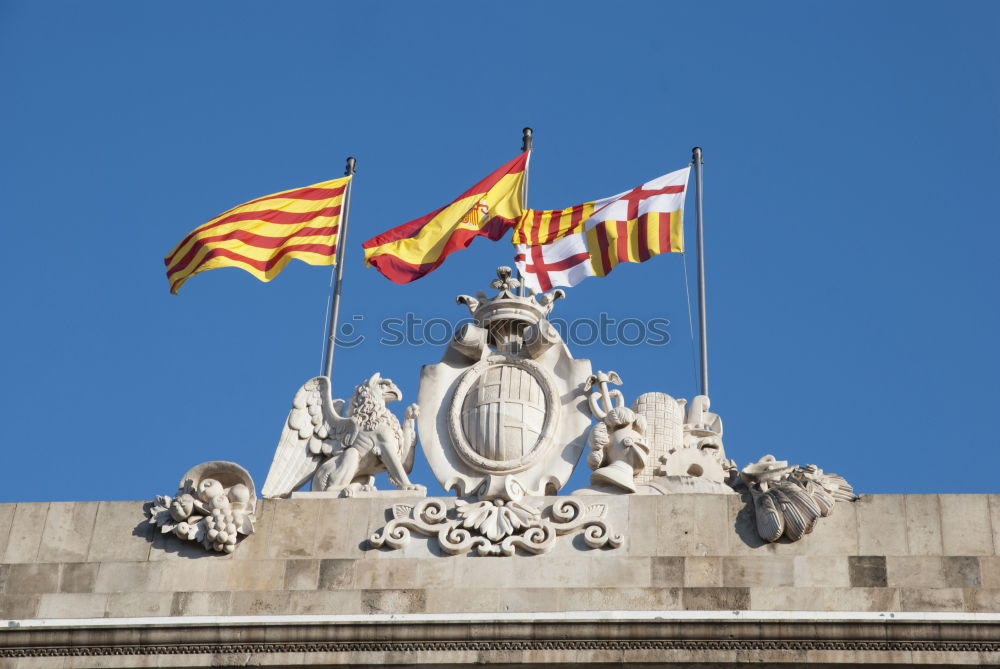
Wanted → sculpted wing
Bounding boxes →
[261,376,356,498]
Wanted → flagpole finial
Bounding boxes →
[521,128,533,152]
[345,157,357,176]
[692,147,703,162]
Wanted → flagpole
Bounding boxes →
[518,127,532,297]
[692,147,709,397]
[322,156,356,380]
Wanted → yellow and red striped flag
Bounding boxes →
[362,153,527,283]
[165,177,350,294]
[513,167,689,292]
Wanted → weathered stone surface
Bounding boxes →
[940,494,994,556]
[722,556,794,587]
[105,591,173,617]
[169,591,232,616]
[651,556,684,586]
[988,495,1000,555]
[856,495,908,555]
[0,593,38,618]
[94,562,159,593]
[793,556,850,587]
[980,557,1000,588]
[0,505,18,562]
[849,555,888,587]
[4,563,59,594]
[229,590,292,615]
[657,494,730,556]
[3,504,48,563]
[559,586,682,611]
[904,495,944,555]
[317,558,356,590]
[684,556,723,587]
[35,592,108,618]
[360,588,426,614]
[681,587,750,610]
[283,559,319,590]
[58,563,98,593]
[899,587,965,611]
[37,503,99,563]
[87,502,151,563]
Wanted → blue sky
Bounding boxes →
[1,1,997,502]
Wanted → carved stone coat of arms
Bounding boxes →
[417,267,592,501]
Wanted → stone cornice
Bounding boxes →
[2,613,1000,664]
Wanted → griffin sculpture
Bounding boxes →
[261,373,420,498]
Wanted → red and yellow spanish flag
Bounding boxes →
[362,153,528,283]
[165,177,350,294]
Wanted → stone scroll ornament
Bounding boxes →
[737,455,857,542]
[370,497,623,557]
[260,373,424,498]
[146,461,256,554]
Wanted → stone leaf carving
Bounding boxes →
[146,461,256,554]
[262,373,424,498]
[739,455,857,542]
[370,497,624,556]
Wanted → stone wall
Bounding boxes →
[2,494,1000,618]
[1,494,999,666]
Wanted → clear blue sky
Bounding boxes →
[1,1,997,502]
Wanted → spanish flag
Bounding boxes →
[165,177,349,294]
[362,153,528,283]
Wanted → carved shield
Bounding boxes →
[448,357,560,474]
[460,363,546,462]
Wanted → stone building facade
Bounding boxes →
[1,493,999,666]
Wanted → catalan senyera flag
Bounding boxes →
[362,153,528,283]
[513,166,689,292]
[165,177,350,294]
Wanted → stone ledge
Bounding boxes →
[1,612,999,666]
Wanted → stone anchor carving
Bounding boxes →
[146,461,256,554]
[738,455,856,542]
[262,373,424,498]
[585,371,650,493]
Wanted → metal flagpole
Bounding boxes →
[692,147,709,397]
[322,156,356,380]
[518,127,532,297]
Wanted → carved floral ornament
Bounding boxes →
[371,497,622,556]
[148,268,856,555]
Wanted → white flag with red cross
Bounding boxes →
[513,167,689,292]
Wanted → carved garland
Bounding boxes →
[370,497,624,556]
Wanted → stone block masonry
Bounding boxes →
[1,493,999,667]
